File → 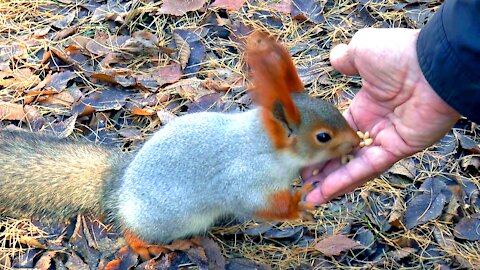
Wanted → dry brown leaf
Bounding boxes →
[132,30,158,45]
[164,78,215,100]
[151,63,184,85]
[454,217,480,241]
[86,39,112,55]
[388,196,404,228]
[118,127,142,139]
[0,102,25,120]
[42,91,76,107]
[0,44,28,60]
[314,235,363,256]
[52,11,76,28]
[91,2,130,23]
[157,110,177,125]
[202,68,243,91]
[211,0,247,11]
[51,25,78,41]
[46,71,77,92]
[28,73,52,95]
[19,235,47,249]
[158,0,207,16]
[167,238,197,251]
[34,251,57,270]
[434,228,478,268]
[33,25,52,38]
[0,68,41,90]
[197,237,226,269]
[24,105,45,130]
[131,107,156,116]
[135,63,184,90]
[390,247,416,261]
[388,158,416,179]
[173,32,191,69]
[461,155,480,171]
[270,0,292,13]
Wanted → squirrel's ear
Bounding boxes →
[246,31,304,149]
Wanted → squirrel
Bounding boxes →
[0,31,360,260]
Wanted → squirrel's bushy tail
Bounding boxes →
[0,130,126,220]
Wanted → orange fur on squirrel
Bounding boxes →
[246,31,305,149]
[255,182,316,220]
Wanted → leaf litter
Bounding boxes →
[0,0,479,269]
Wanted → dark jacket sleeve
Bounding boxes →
[417,0,480,123]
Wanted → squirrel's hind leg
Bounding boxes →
[254,182,317,221]
[124,230,169,261]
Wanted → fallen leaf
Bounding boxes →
[389,247,416,261]
[314,234,363,256]
[41,91,76,107]
[388,158,416,179]
[52,11,76,28]
[134,63,184,90]
[19,235,47,249]
[24,105,45,131]
[51,114,77,138]
[118,127,142,139]
[197,237,226,270]
[174,29,206,74]
[264,227,302,239]
[34,251,57,270]
[91,70,136,87]
[158,0,207,16]
[454,217,480,241]
[186,247,208,269]
[454,130,480,154]
[0,68,41,90]
[65,252,89,270]
[47,71,77,92]
[173,32,191,69]
[164,77,214,101]
[389,196,405,228]
[51,25,78,41]
[404,178,449,229]
[72,87,130,115]
[0,102,25,120]
[153,63,184,85]
[211,0,247,11]
[461,155,480,171]
[291,0,325,23]
[434,228,478,268]
[187,92,229,113]
[131,107,156,116]
[226,258,270,270]
[270,0,293,13]
[91,2,131,23]
[157,110,177,125]
[0,44,27,61]
[86,39,112,55]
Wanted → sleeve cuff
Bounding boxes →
[417,4,480,123]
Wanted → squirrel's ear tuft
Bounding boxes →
[246,31,304,149]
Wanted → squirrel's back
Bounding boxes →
[0,130,127,220]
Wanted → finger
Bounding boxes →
[305,146,398,204]
[330,44,359,76]
[300,159,341,180]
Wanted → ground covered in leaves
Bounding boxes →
[0,0,479,269]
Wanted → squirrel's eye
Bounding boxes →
[315,132,331,143]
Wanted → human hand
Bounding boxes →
[304,28,460,204]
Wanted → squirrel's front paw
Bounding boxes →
[254,182,317,221]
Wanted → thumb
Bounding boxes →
[330,43,359,76]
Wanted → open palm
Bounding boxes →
[304,28,460,204]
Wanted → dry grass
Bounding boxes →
[0,0,479,269]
